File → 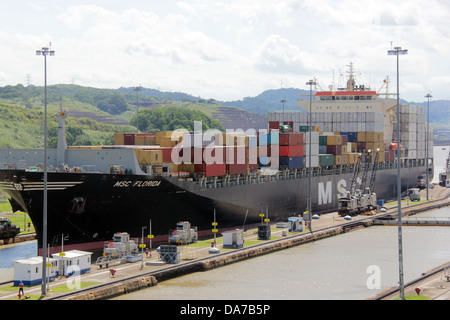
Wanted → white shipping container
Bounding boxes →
[403,140,417,149]
[304,143,319,156]
[304,131,319,144]
[417,141,426,151]
[401,131,417,141]
[357,122,365,132]
[323,123,333,132]
[407,149,417,159]
[357,112,366,122]
[417,115,425,124]
[417,150,425,159]
[374,112,384,122]
[304,155,319,167]
[416,132,426,142]
[416,124,426,133]
[417,105,425,115]
[348,122,358,132]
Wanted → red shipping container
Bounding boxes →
[226,163,248,175]
[283,121,294,128]
[145,147,173,162]
[124,134,135,145]
[384,150,394,161]
[357,142,366,151]
[269,121,279,130]
[279,145,303,157]
[248,163,258,172]
[279,133,303,146]
[326,145,342,155]
[194,163,226,177]
[340,135,347,145]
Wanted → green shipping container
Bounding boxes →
[299,125,313,132]
[319,154,334,166]
[319,135,328,146]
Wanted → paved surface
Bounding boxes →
[374,263,450,300]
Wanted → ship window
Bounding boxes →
[341,96,348,100]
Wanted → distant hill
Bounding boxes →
[0,83,448,144]
[221,88,309,115]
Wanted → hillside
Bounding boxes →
[0,83,448,145]
[221,88,309,115]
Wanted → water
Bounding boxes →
[116,212,450,300]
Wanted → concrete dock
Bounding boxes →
[0,186,449,301]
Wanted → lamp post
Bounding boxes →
[281,98,286,124]
[425,93,432,201]
[387,45,408,300]
[36,45,55,295]
[134,86,142,133]
[306,79,316,232]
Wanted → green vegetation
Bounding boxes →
[131,106,225,132]
[394,295,429,300]
[0,84,226,148]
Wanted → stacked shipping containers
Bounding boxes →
[279,132,303,169]
[394,104,432,160]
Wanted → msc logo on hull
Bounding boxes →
[318,179,347,205]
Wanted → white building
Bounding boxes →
[14,256,58,286]
[222,229,244,248]
[51,250,93,277]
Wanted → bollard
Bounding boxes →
[110,269,116,278]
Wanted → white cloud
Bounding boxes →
[0,0,449,101]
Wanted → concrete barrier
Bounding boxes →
[67,276,157,300]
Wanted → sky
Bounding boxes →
[0,0,449,102]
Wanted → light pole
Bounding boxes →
[387,45,408,300]
[134,86,142,133]
[306,79,316,232]
[281,98,286,124]
[425,93,432,201]
[36,45,55,295]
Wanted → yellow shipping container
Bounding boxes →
[179,163,195,174]
[366,132,384,142]
[334,155,347,165]
[341,145,348,154]
[327,135,342,145]
[159,137,178,147]
[357,132,366,142]
[347,153,359,164]
[136,150,163,164]
[135,135,146,145]
[366,142,384,151]
[144,135,157,145]
[114,133,124,145]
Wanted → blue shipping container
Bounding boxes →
[268,131,279,145]
[259,133,268,146]
[279,156,303,169]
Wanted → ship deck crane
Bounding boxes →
[338,154,362,216]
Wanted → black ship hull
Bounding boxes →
[0,162,426,252]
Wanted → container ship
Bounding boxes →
[0,67,434,252]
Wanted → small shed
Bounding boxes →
[51,250,93,277]
[13,256,58,286]
[222,229,244,248]
[288,217,303,232]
